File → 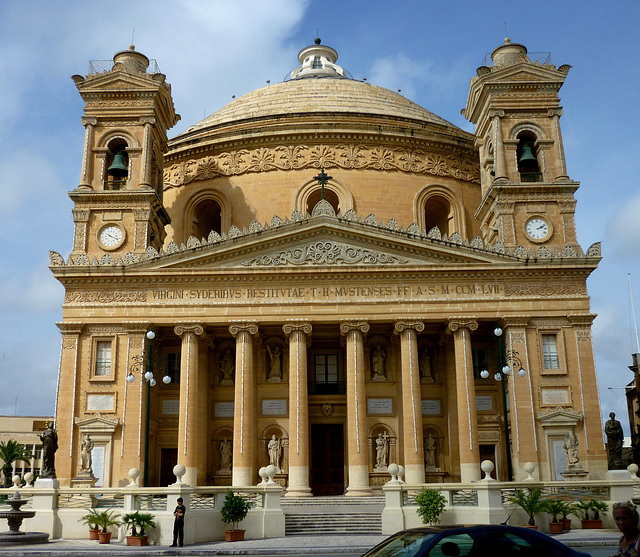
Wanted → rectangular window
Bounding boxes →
[95,341,112,376]
[310,353,343,395]
[542,334,560,369]
[167,352,181,384]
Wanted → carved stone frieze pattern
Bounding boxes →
[241,241,410,267]
[65,291,147,304]
[85,325,126,334]
[529,318,568,328]
[57,321,84,335]
[49,251,65,266]
[509,332,526,343]
[62,339,77,350]
[73,222,87,252]
[576,330,591,342]
[567,314,597,327]
[163,144,480,188]
[504,284,587,297]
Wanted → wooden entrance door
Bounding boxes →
[159,448,178,487]
[310,424,344,496]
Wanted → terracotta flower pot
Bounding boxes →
[581,519,602,529]
[521,524,538,530]
[549,521,563,534]
[225,529,245,542]
[561,518,572,531]
[98,531,112,544]
[89,528,100,540]
[126,535,148,546]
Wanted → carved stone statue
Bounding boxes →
[268,434,281,471]
[80,433,94,474]
[267,345,282,382]
[424,433,436,468]
[605,412,624,469]
[563,429,580,468]
[375,431,389,470]
[219,438,232,472]
[420,349,433,382]
[39,422,58,479]
[220,350,234,385]
[372,346,386,381]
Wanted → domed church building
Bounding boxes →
[50,38,606,491]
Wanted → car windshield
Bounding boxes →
[363,531,436,557]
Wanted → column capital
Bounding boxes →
[393,319,425,335]
[174,323,204,337]
[339,319,369,336]
[81,116,98,127]
[447,318,478,334]
[228,321,258,337]
[567,313,597,327]
[500,316,530,329]
[140,116,156,125]
[56,321,84,335]
[282,321,312,336]
[489,109,505,119]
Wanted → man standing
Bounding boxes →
[171,497,186,547]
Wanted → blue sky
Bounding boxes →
[0,1,639,440]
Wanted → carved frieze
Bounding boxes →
[65,291,147,304]
[163,143,480,188]
[504,284,587,297]
[241,241,410,267]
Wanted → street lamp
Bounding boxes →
[126,329,171,486]
[480,326,526,481]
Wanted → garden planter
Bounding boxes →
[549,522,563,534]
[98,531,112,544]
[89,528,100,540]
[521,524,538,530]
[581,519,602,529]
[126,536,149,546]
[561,518,571,531]
[225,529,245,542]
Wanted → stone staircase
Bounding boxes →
[282,495,384,535]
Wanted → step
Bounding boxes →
[285,512,383,536]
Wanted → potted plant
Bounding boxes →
[93,509,121,544]
[415,488,447,525]
[575,499,608,528]
[122,511,156,546]
[79,508,101,540]
[507,488,545,529]
[220,491,253,541]
[543,499,567,534]
[560,501,577,531]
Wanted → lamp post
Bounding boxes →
[480,327,526,481]
[126,330,171,486]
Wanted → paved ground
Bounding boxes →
[0,529,621,555]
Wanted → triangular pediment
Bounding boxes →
[77,71,160,93]
[487,63,567,85]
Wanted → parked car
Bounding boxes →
[361,525,590,557]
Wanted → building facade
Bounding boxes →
[50,38,606,491]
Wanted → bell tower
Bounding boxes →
[463,38,578,250]
[69,46,180,258]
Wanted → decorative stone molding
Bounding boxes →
[393,320,425,335]
[537,405,583,428]
[504,284,587,297]
[229,322,259,337]
[65,291,147,304]
[242,241,410,267]
[567,313,597,327]
[446,318,478,333]
[339,320,370,336]
[56,321,85,335]
[174,323,204,337]
[282,321,312,336]
[163,143,480,188]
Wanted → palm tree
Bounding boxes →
[0,440,33,487]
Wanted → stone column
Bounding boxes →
[229,322,259,486]
[283,321,312,496]
[394,319,425,484]
[549,108,569,179]
[197,335,214,485]
[54,321,84,484]
[340,320,372,496]
[138,116,155,188]
[79,116,97,189]
[174,323,203,486]
[447,318,481,482]
[501,316,537,480]
[491,110,507,180]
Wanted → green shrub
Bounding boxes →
[415,488,446,525]
[220,491,253,530]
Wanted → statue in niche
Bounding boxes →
[267,345,282,382]
[563,429,580,468]
[220,350,234,385]
[80,433,94,474]
[39,422,58,479]
[424,433,437,468]
[375,431,389,470]
[268,434,282,471]
[605,412,625,469]
[420,349,434,382]
[372,345,386,381]
[219,438,232,472]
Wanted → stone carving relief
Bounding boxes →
[65,291,147,304]
[163,144,480,188]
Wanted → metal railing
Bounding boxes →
[88,59,161,75]
[482,52,552,67]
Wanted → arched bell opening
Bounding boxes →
[424,195,452,237]
[516,131,541,182]
[105,139,129,190]
[191,198,222,239]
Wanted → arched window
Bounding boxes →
[191,199,222,239]
[295,178,353,217]
[104,138,129,190]
[305,188,340,215]
[415,185,466,239]
[424,195,452,236]
[516,131,541,182]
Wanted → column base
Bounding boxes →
[346,485,373,496]
[346,465,372,496]
[285,486,313,497]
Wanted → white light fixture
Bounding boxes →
[494,373,502,381]
[146,330,156,340]
[149,378,156,387]
[518,368,527,377]
[162,375,172,384]
[126,373,135,383]
[480,369,489,379]
[494,327,503,337]
[144,371,154,381]
[502,365,511,375]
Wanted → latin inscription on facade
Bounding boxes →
[367,398,394,415]
[476,395,493,412]
[261,399,287,416]
[162,400,180,415]
[540,387,570,406]
[422,399,441,416]
[87,394,115,412]
[214,402,234,418]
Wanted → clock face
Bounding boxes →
[99,225,124,249]
[525,217,550,241]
